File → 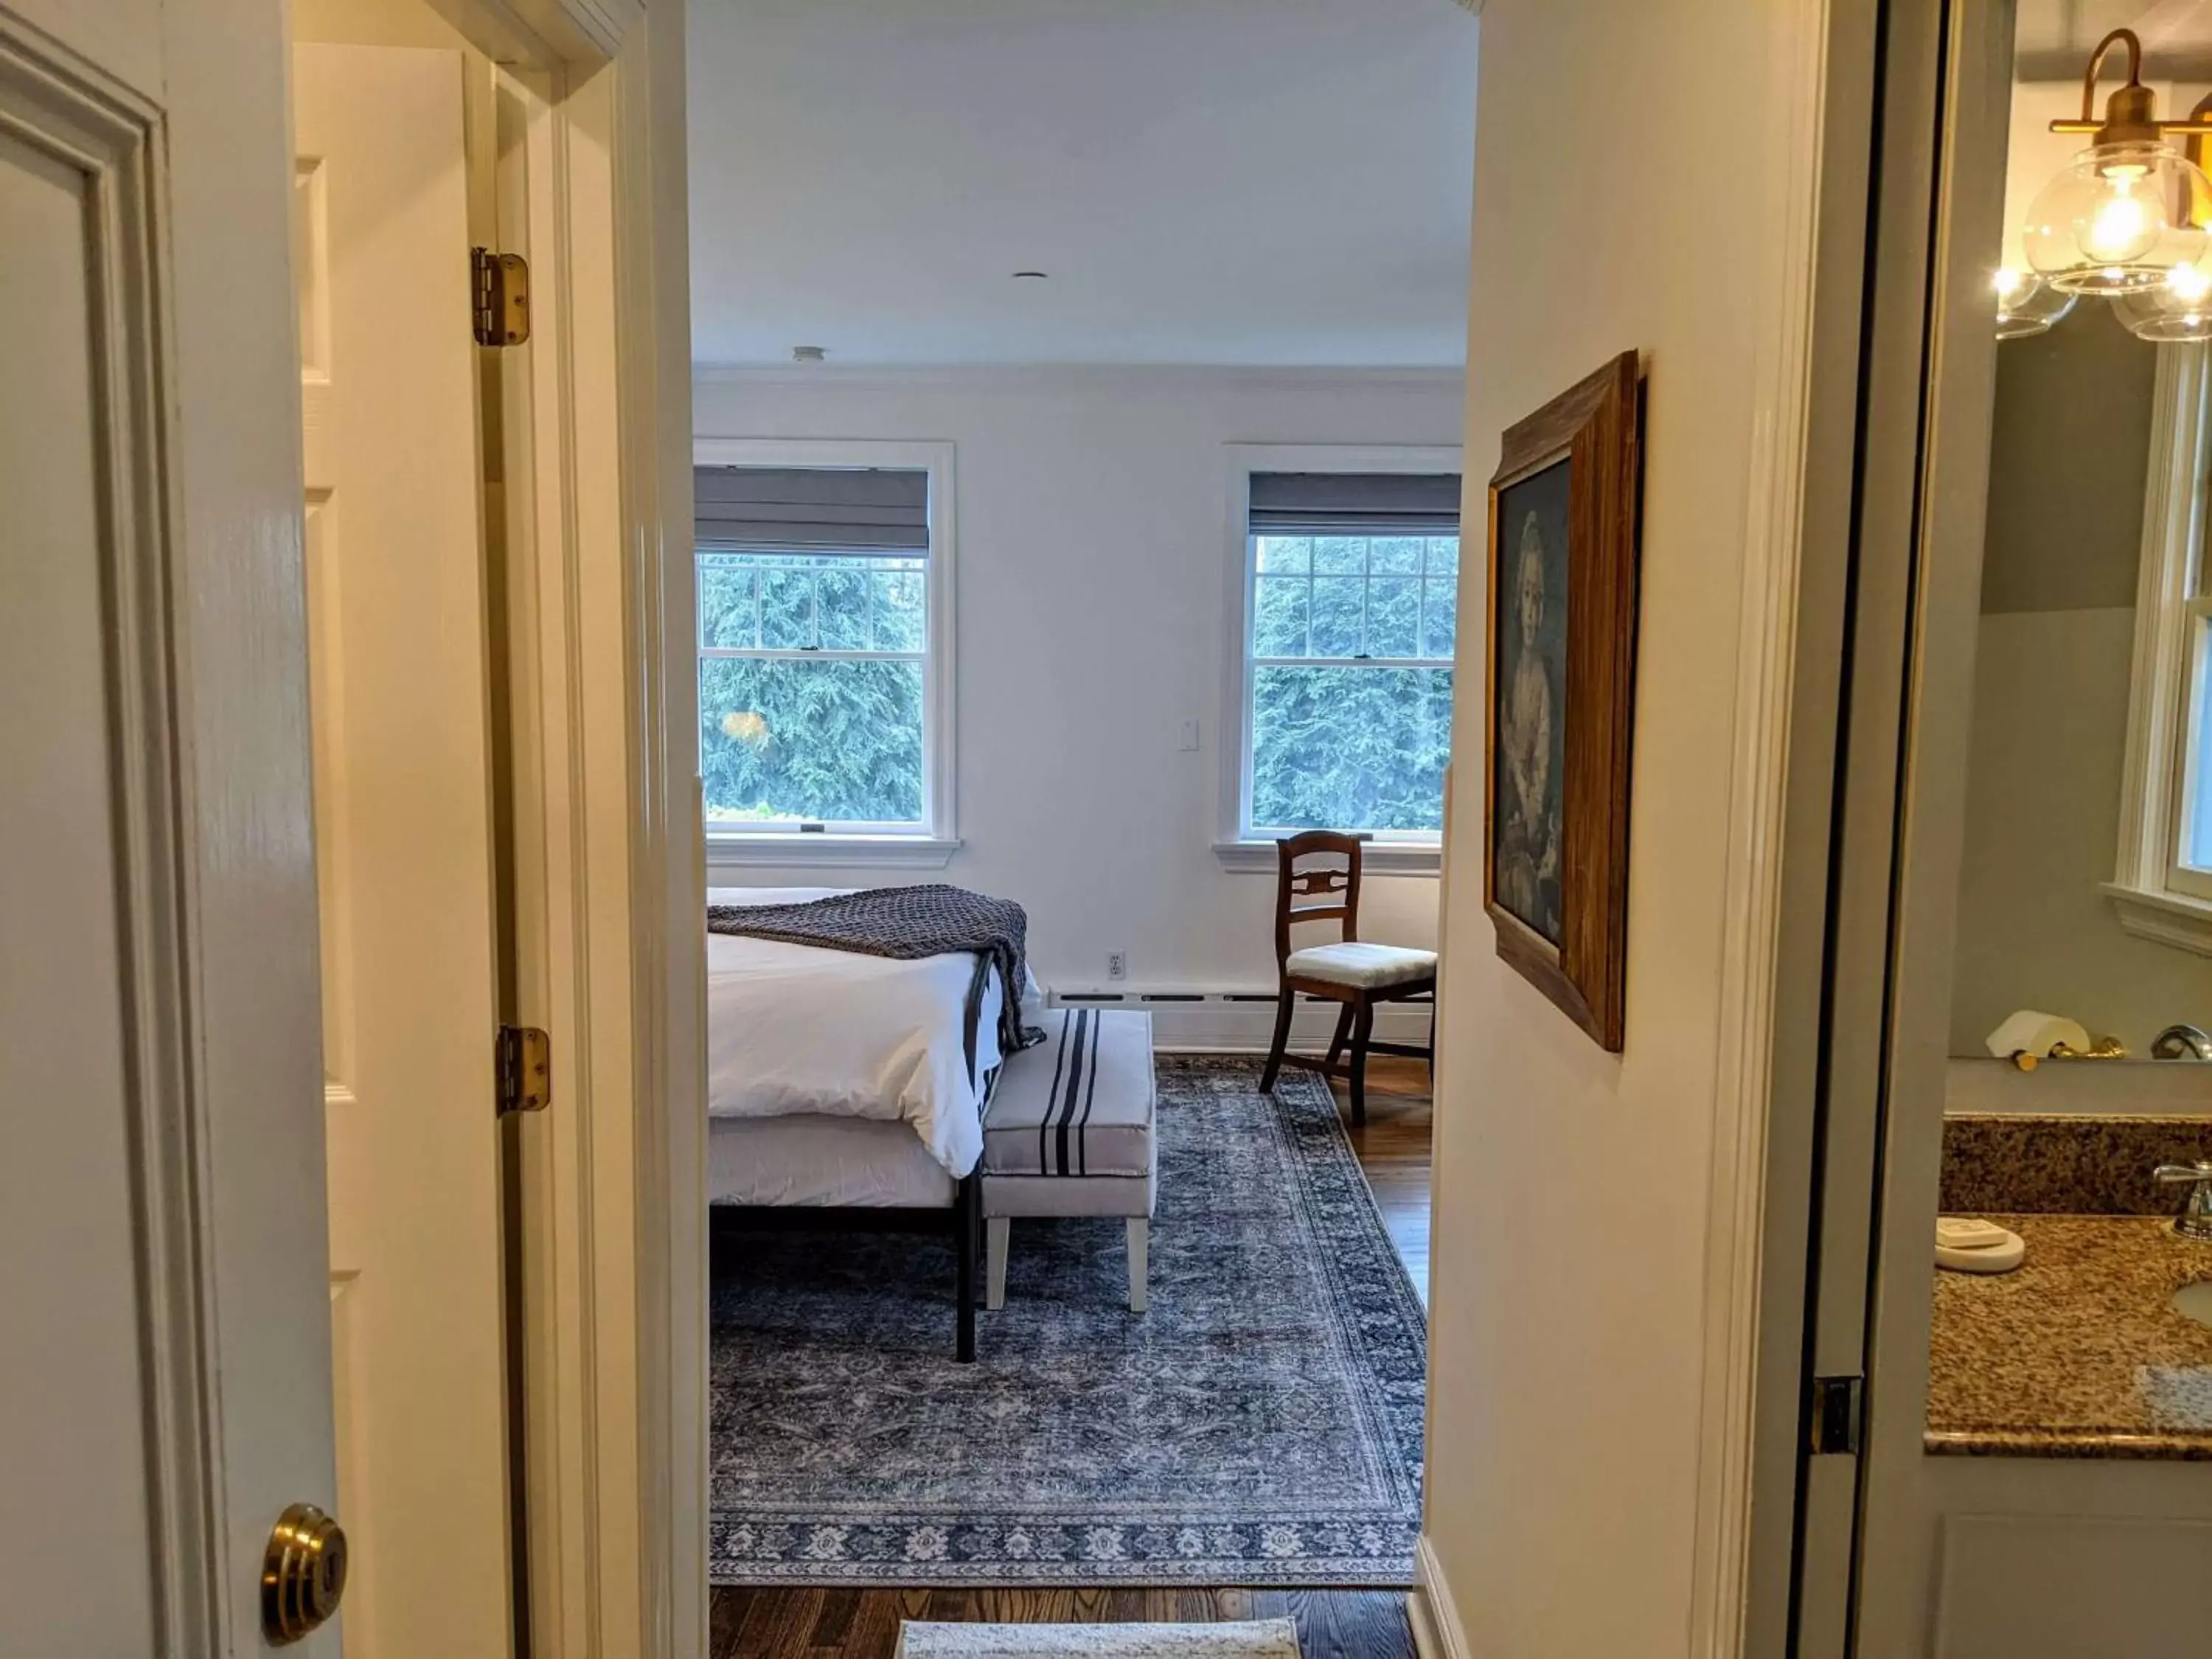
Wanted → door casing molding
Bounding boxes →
[1682,1,1888,1655]
[422,0,701,1652]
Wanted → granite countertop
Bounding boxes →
[1927,1214,2212,1458]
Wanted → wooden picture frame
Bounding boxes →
[1483,351,1644,1051]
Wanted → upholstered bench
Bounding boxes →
[981,1006,1157,1314]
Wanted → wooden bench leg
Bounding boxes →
[1127,1218,1148,1314]
[986,1217,1009,1311]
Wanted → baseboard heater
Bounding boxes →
[1039,985,1432,1055]
[1046,987,1431,1009]
[1049,991,1264,1006]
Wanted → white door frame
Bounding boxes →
[1693,4,2019,1650]
[398,0,703,1654]
[1645,4,1896,1656]
[657,8,1893,1659]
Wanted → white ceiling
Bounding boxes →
[684,0,1481,368]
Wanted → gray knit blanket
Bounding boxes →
[706,885,1043,1064]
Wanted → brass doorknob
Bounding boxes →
[261,1502,348,1644]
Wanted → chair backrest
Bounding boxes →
[1272,830,1365,968]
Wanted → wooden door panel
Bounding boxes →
[0,111,161,1659]
[0,6,335,1647]
[293,41,512,1658]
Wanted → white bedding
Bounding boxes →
[706,1114,956,1208]
[704,886,1008,1178]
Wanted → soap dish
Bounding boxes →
[1935,1217,2025,1274]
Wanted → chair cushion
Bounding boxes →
[1286,941,1438,990]
[984,1007,1154,1179]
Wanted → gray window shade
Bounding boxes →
[695,465,929,554]
[1247,471,1461,535]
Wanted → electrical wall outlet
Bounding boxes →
[1178,719,1200,752]
[1106,950,1128,981]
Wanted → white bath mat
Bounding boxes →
[894,1618,1302,1659]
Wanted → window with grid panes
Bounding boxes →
[2107,347,2212,948]
[695,465,936,832]
[1242,470,1461,838]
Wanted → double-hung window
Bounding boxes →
[695,444,956,863]
[1222,452,1464,868]
[2112,347,2212,946]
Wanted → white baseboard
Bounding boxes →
[1046,987,1433,1053]
[1408,1534,1471,1659]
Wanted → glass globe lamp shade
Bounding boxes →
[2023,142,2211,293]
[2113,260,2212,341]
[1992,267,2078,338]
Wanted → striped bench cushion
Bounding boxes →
[983,1006,1154,1180]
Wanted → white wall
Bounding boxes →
[1422,1,1820,1655]
[692,366,1463,1024]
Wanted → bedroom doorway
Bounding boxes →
[283,0,700,1649]
[683,7,1470,1649]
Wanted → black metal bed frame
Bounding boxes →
[707,1171,985,1363]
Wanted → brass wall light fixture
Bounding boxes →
[1993,265,2076,338]
[2005,28,2212,341]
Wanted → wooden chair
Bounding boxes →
[1256,831,1438,1124]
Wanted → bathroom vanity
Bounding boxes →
[1927,1214,2212,1458]
[1896,1113,2212,1656]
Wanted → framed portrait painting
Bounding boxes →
[1484,351,1643,1051]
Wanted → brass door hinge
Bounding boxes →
[471,248,530,347]
[495,1024,552,1116]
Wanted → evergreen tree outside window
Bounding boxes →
[1247,534,1457,834]
[1233,458,1463,850]
[698,550,929,827]
[693,448,954,848]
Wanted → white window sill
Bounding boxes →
[2102,881,2212,957]
[1211,838,1441,876]
[706,834,961,872]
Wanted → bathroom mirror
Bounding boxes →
[1947,17,2212,1074]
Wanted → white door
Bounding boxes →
[0,0,341,1651]
[293,41,515,1659]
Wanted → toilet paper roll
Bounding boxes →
[1985,1009,2091,1063]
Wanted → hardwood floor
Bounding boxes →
[1331,1054,1433,1307]
[706,1055,1434,1659]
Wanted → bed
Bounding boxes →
[704,886,1023,1360]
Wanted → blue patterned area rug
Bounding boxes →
[707,1057,1426,1586]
